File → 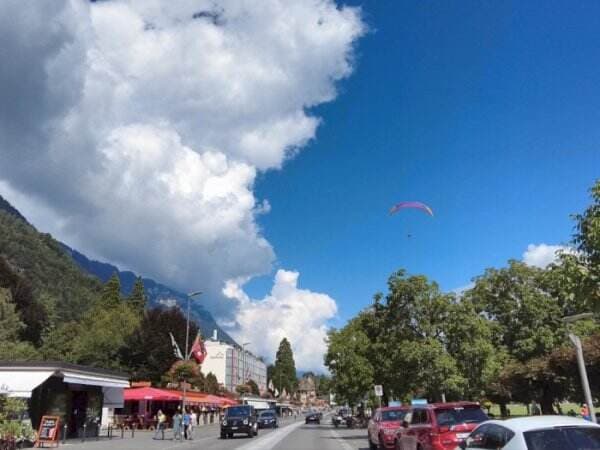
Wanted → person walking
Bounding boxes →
[172,409,183,441]
[190,410,197,439]
[183,409,191,440]
[153,410,166,440]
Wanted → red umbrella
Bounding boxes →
[124,387,182,402]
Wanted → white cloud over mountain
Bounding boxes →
[0,0,364,364]
[522,243,574,268]
[223,270,338,372]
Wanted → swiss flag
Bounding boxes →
[191,332,208,364]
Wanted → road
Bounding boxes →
[63,417,369,450]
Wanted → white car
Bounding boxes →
[459,416,600,450]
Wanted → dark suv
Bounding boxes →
[221,405,258,439]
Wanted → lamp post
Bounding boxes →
[182,291,202,413]
[563,312,596,423]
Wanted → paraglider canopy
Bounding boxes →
[389,201,433,216]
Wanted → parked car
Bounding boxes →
[368,406,409,450]
[257,410,278,429]
[220,405,258,439]
[459,416,600,450]
[395,402,488,450]
[305,412,321,424]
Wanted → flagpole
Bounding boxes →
[183,291,202,413]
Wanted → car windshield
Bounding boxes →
[435,407,488,426]
[226,406,251,417]
[381,410,407,421]
[260,412,275,418]
[524,426,600,450]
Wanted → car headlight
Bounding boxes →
[243,419,249,425]
[222,420,227,426]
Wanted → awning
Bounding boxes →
[124,387,182,402]
[62,371,130,389]
[0,371,54,398]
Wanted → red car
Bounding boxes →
[395,402,488,450]
[368,406,410,449]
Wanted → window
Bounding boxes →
[381,410,407,421]
[411,409,429,425]
[524,427,600,450]
[466,424,514,449]
[435,406,488,427]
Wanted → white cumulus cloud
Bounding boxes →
[223,269,338,372]
[0,0,364,317]
[522,243,575,268]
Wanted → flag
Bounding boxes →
[274,388,279,397]
[190,331,208,364]
[169,332,183,360]
[268,379,274,391]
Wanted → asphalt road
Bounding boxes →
[62,417,370,450]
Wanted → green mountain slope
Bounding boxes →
[0,211,101,324]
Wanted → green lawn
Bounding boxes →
[487,402,582,418]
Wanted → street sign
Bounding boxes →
[374,385,383,397]
[411,398,428,405]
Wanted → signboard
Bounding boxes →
[35,416,60,448]
[411,398,428,406]
[374,385,383,397]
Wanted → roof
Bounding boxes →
[415,401,481,409]
[486,415,600,432]
[0,361,129,380]
[298,377,316,391]
[377,406,410,412]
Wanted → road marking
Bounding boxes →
[330,428,356,450]
[236,421,304,450]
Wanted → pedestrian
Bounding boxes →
[153,410,166,440]
[183,409,191,440]
[172,409,183,441]
[190,410,197,439]
[581,404,591,421]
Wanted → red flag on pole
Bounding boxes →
[191,332,207,364]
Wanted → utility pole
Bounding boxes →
[182,291,202,413]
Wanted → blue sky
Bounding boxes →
[247,0,600,323]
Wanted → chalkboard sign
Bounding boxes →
[35,416,60,448]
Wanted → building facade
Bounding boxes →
[202,339,267,394]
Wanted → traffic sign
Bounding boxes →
[374,385,383,397]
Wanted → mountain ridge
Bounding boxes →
[0,193,237,346]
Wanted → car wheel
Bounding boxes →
[220,432,226,439]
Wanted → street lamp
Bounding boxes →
[182,291,202,412]
[563,312,596,423]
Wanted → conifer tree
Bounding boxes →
[100,274,122,308]
[128,277,147,314]
[273,338,297,395]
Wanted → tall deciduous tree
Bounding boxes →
[273,338,297,395]
[121,306,198,383]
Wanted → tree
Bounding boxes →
[120,306,199,383]
[570,179,600,312]
[272,338,297,395]
[325,318,374,407]
[128,277,147,314]
[100,274,122,308]
[236,384,251,395]
[247,379,260,396]
[0,256,47,345]
[204,372,220,394]
[0,288,23,341]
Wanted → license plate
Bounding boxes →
[457,433,469,439]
